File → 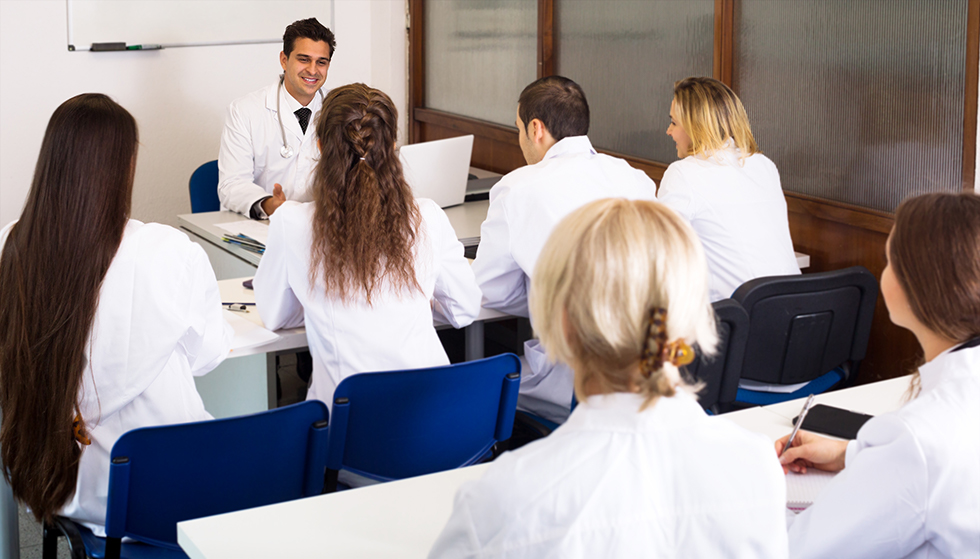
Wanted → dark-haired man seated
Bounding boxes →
[218,17,335,219]
[472,76,658,424]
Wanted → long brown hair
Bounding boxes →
[0,94,137,522]
[310,83,421,303]
[890,193,980,397]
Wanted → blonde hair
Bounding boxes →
[673,77,759,158]
[530,199,718,409]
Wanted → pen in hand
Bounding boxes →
[779,394,817,458]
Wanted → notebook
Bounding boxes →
[399,135,474,208]
[786,470,837,512]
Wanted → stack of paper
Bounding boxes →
[786,470,837,512]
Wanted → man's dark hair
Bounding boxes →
[517,76,589,141]
[283,18,336,58]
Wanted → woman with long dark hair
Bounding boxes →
[778,192,980,557]
[254,83,481,407]
[0,94,231,532]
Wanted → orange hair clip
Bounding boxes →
[72,413,91,446]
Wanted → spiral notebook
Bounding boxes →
[786,470,837,512]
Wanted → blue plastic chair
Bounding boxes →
[323,353,521,491]
[42,400,330,559]
[732,266,878,406]
[188,160,220,213]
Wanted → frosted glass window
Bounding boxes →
[736,0,967,212]
[425,0,537,126]
[556,0,714,163]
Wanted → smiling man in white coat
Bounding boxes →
[218,18,335,219]
[472,76,658,424]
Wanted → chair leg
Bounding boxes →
[44,517,87,559]
[42,521,61,559]
[323,468,339,494]
[105,537,122,559]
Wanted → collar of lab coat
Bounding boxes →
[565,389,704,433]
[264,78,323,143]
[918,342,980,394]
[541,135,597,162]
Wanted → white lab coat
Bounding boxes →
[657,146,800,302]
[788,343,980,559]
[471,136,658,422]
[253,198,482,408]
[0,219,232,536]
[217,79,323,216]
[429,391,789,558]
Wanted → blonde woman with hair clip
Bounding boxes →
[660,77,799,303]
[777,192,980,559]
[429,199,788,558]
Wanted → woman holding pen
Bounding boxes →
[777,192,980,558]
[0,94,231,533]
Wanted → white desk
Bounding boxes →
[177,376,909,559]
[178,201,810,280]
[193,278,509,420]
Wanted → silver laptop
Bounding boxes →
[399,135,474,208]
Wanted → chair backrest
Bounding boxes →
[188,160,220,213]
[732,266,878,386]
[104,400,329,550]
[682,299,750,413]
[326,353,521,483]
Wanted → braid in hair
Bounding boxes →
[309,84,421,304]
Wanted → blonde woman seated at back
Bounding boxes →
[777,193,980,559]
[429,199,788,558]
[660,77,799,302]
[254,83,482,409]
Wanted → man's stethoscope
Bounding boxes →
[277,74,325,159]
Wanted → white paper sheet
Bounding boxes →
[224,309,279,351]
[215,220,270,245]
[786,470,837,512]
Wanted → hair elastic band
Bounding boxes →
[359,157,365,161]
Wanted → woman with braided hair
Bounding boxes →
[429,199,787,558]
[254,83,481,409]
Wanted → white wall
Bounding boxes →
[0,0,407,228]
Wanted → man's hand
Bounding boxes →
[261,184,287,216]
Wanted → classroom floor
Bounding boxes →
[17,504,71,559]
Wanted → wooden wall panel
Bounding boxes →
[786,194,921,385]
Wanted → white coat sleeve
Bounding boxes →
[656,163,697,222]
[470,182,530,317]
[180,242,233,376]
[788,414,929,559]
[253,205,305,330]
[217,101,272,216]
[423,202,482,329]
[428,484,489,559]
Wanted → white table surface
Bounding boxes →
[177,377,908,558]
[178,204,811,270]
[220,276,508,357]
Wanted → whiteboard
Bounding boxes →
[67,0,334,51]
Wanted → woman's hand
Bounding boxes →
[775,431,848,474]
